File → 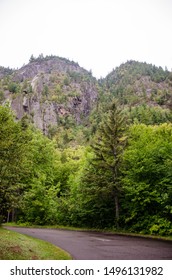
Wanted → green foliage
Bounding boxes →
[121,123,172,235]
[8,82,19,93]
[63,76,70,86]
[67,71,84,83]
[18,130,62,224]
[1,59,172,237]
[101,60,171,108]
[70,159,116,228]
[55,84,62,94]
[125,104,172,125]
[0,90,5,102]
[0,105,31,221]
[149,217,172,235]
[29,54,35,62]
[42,85,49,96]
[21,80,33,94]
[1,104,171,236]
[69,102,128,228]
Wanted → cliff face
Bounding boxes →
[1,58,172,137]
[0,56,98,134]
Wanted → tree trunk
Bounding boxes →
[12,208,15,222]
[7,210,11,223]
[114,195,119,228]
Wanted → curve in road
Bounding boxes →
[4,227,172,260]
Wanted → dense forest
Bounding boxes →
[0,57,172,236]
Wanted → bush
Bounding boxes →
[8,82,19,93]
[149,218,172,236]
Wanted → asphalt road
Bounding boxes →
[4,227,172,260]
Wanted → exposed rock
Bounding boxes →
[0,56,98,134]
[2,58,171,135]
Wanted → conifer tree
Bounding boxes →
[91,101,127,226]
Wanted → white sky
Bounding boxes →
[0,0,172,78]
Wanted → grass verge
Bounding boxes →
[0,227,72,260]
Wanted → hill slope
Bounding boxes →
[0,58,172,140]
[101,60,172,108]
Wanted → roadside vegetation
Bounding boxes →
[0,227,71,260]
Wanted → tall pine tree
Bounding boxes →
[87,101,127,227]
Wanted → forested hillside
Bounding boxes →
[0,57,172,236]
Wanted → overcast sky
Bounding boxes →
[0,0,172,78]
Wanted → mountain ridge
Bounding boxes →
[0,56,172,142]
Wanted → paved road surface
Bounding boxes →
[4,227,172,260]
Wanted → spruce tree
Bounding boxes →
[91,101,127,227]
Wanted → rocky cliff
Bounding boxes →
[1,58,172,138]
[0,55,98,135]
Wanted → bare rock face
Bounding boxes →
[13,57,87,82]
[11,95,25,119]
[1,56,98,134]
